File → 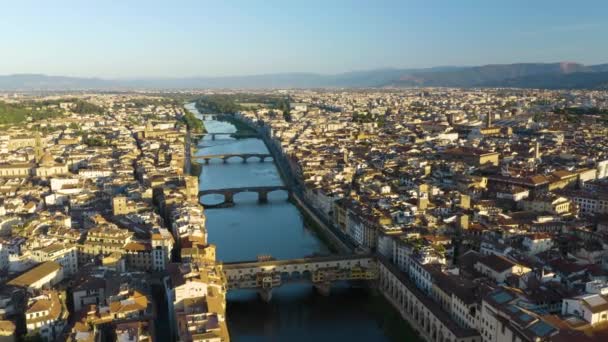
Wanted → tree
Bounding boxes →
[72,100,104,115]
[20,332,44,342]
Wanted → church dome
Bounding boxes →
[39,151,55,166]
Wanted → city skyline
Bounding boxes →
[2,0,608,78]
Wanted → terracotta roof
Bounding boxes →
[108,290,148,314]
[0,320,15,336]
[26,291,63,325]
[478,254,516,273]
[124,242,150,252]
[8,261,61,288]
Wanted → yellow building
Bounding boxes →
[80,224,133,262]
[548,170,578,191]
[332,199,348,233]
[0,163,33,178]
[520,195,572,215]
[7,135,37,150]
[442,147,499,166]
[112,196,137,216]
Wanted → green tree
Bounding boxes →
[20,332,44,342]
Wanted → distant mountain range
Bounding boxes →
[2,62,608,90]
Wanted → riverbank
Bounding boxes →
[182,106,206,133]
[223,112,355,254]
[187,102,422,342]
[214,115,257,136]
[217,110,425,341]
[290,195,351,254]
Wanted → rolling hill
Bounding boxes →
[1,62,608,90]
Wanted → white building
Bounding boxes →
[567,190,608,215]
[30,244,78,276]
[25,291,67,341]
[7,261,64,291]
[522,234,553,256]
[474,254,530,284]
[562,293,608,325]
[480,289,558,342]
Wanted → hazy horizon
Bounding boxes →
[4,61,608,80]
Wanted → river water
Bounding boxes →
[186,103,418,342]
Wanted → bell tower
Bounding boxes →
[34,132,43,163]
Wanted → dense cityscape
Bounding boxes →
[3,1,608,341]
[0,87,606,341]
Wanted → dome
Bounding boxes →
[39,151,55,166]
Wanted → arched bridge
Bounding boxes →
[192,132,260,140]
[199,185,289,207]
[193,153,273,164]
[222,254,377,301]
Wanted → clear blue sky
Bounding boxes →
[2,0,607,78]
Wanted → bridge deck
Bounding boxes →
[193,153,272,159]
[192,132,260,136]
[222,254,373,269]
[199,185,288,195]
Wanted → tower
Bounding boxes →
[486,113,492,128]
[112,196,128,216]
[460,194,471,210]
[34,133,43,163]
[417,183,429,210]
[534,141,541,160]
[447,113,455,126]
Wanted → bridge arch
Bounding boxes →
[199,186,290,207]
[224,155,245,163]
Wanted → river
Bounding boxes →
[186,103,419,342]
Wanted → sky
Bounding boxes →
[1,0,608,78]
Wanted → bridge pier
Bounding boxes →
[242,157,248,164]
[211,134,216,141]
[222,157,228,164]
[258,288,273,302]
[225,192,234,205]
[314,282,331,296]
[258,191,268,203]
[204,158,210,164]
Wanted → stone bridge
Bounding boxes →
[222,254,377,301]
[198,185,289,207]
[193,153,273,164]
[192,132,260,140]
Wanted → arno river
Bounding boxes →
[186,103,419,342]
